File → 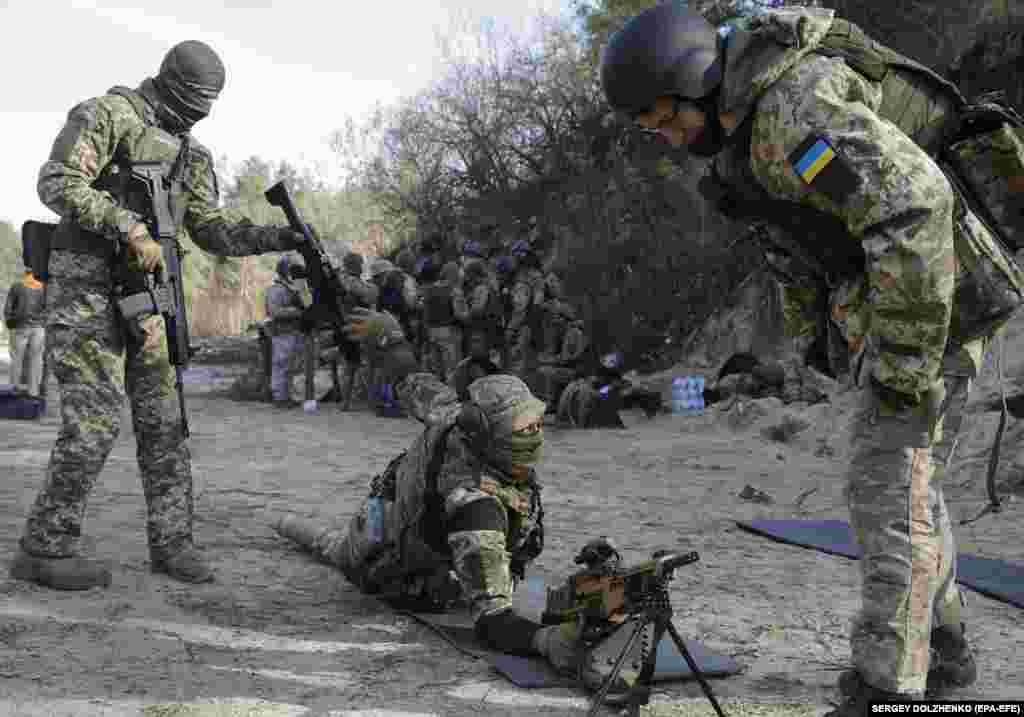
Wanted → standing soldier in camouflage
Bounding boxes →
[420,261,467,381]
[393,248,423,361]
[9,40,306,590]
[373,257,419,344]
[502,240,546,379]
[273,307,634,700]
[331,251,378,408]
[462,260,504,367]
[600,3,1016,711]
[264,254,307,408]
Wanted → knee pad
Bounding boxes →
[447,496,507,534]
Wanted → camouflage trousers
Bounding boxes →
[423,325,463,382]
[846,361,972,695]
[22,261,194,561]
[270,333,304,402]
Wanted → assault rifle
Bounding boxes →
[264,180,361,409]
[115,159,195,438]
[542,538,726,717]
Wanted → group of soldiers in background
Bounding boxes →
[262,230,632,421]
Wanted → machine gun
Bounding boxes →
[264,180,362,410]
[115,158,195,438]
[542,538,726,717]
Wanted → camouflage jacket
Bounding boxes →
[38,86,294,273]
[390,372,542,566]
[264,277,305,335]
[505,268,545,333]
[713,7,972,397]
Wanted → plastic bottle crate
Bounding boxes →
[671,376,705,416]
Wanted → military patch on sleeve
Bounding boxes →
[788,134,861,203]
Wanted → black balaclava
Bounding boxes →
[148,40,226,134]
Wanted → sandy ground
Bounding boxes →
[0,341,1022,717]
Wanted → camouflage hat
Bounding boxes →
[371,258,395,277]
[467,374,547,438]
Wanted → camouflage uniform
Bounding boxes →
[264,259,306,403]
[280,372,546,624]
[708,8,1011,695]
[535,318,588,410]
[462,263,503,365]
[503,265,545,378]
[22,81,299,568]
[420,264,467,382]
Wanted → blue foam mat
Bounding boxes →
[737,519,1024,609]
[413,613,741,689]
[491,633,742,689]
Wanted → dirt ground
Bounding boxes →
[0,342,1022,717]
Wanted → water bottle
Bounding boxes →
[689,376,705,416]
[671,377,687,416]
[366,496,386,545]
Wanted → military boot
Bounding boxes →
[828,671,920,717]
[151,546,214,584]
[577,620,650,705]
[9,546,112,591]
[838,624,977,698]
[927,623,977,693]
[532,622,581,676]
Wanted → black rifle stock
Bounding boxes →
[116,160,194,438]
[264,180,361,407]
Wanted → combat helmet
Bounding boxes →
[600,2,722,116]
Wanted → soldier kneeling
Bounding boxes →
[273,309,628,696]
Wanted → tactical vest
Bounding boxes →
[467,278,503,330]
[707,18,1024,348]
[50,86,191,262]
[422,282,456,326]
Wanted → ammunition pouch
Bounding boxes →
[49,221,120,262]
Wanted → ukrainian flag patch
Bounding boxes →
[788,134,861,203]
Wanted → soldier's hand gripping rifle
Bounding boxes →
[115,158,195,439]
[542,538,727,717]
[264,180,361,409]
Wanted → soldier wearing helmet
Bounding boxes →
[601,2,991,711]
[12,40,306,591]
[502,240,546,380]
[264,254,309,408]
